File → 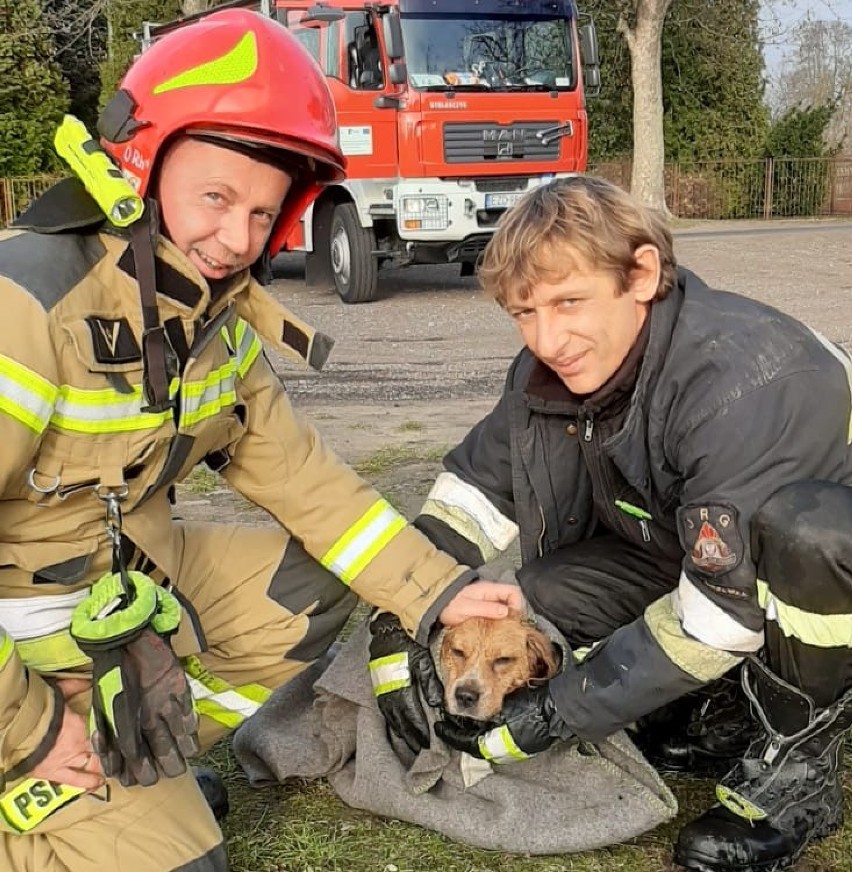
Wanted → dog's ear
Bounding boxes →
[526,629,559,681]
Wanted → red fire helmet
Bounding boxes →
[98,8,346,255]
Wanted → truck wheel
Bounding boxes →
[329,203,378,303]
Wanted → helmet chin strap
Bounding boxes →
[130,200,174,413]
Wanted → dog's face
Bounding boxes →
[439,616,559,722]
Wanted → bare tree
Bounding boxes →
[616,0,673,212]
[770,19,852,153]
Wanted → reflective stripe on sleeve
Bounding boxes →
[0,354,58,434]
[321,499,407,586]
[677,573,764,652]
[645,592,740,682]
[477,724,531,764]
[369,652,410,696]
[0,779,84,833]
[0,589,90,640]
[234,319,262,378]
[180,361,237,428]
[757,579,852,648]
[420,472,518,563]
[184,655,271,730]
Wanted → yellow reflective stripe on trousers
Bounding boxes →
[321,499,407,585]
[0,630,15,669]
[757,578,852,648]
[0,354,58,434]
[478,724,531,764]
[234,319,262,378]
[0,779,84,833]
[51,379,177,434]
[184,655,271,729]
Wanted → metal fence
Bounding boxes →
[0,176,58,227]
[4,157,852,226]
[590,156,852,219]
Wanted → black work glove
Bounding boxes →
[435,683,571,763]
[72,572,198,787]
[124,590,199,781]
[368,612,444,755]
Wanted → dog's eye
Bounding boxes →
[450,647,467,660]
[492,656,517,670]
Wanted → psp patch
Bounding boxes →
[680,504,743,575]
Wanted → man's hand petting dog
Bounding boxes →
[438,581,527,625]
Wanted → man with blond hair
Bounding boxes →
[376,176,852,872]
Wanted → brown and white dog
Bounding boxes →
[439,616,560,722]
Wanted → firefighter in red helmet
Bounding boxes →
[0,10,520,870]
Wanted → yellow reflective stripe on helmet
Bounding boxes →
[180,361,237,428]
[757,579,852,648]
[15,629,90,672]
[184,655,270,729]
[51,380,176,434]
[478,724,531,764]
[716,784,767,822]
[0,630,15,670]
[321,499,407,586]
[234,319,262,378]
[0,779,84,833]
[0,354,58,434]
[153,31,258,95]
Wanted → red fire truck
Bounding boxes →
[143,0,599,302]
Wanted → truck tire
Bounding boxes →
[329,203,379,303]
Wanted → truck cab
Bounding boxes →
[142,0,599,302]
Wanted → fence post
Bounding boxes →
[762,157,774,219]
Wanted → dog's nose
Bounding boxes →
[454,685,481,710]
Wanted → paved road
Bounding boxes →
[267,219,852,408]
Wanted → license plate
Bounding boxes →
[485,192,524,209]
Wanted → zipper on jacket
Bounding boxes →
[583,416,594,442]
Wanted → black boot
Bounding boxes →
[633,671,760,778]
[194,766,230,822]
[674,658,852,872]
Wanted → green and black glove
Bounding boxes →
[368,612,443,755]
[435,683,572,763]
[71,571,198,786]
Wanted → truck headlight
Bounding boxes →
[400,195,449,230]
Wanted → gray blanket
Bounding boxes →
[233,621,677,854]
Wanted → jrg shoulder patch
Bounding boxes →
[679,504,744,576]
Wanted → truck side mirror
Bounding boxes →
[382,10,404,60]
[583,66,601,96]
[579,20,599,69]
[388,61,407,85]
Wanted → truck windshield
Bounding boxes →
[399,0,577,92]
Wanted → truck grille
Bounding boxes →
[444,121,561,164]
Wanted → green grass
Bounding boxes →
[354,444,450,476]
[203,738,852,872]
[181,465,224,495]
[397,421,425,433]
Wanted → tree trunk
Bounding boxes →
[621,0,672,212]
[181,0,213,15]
